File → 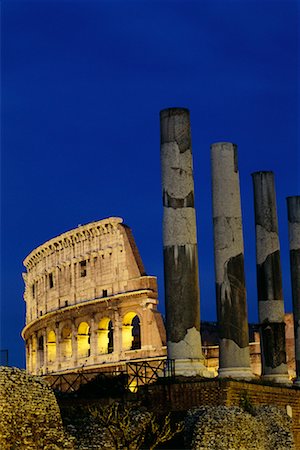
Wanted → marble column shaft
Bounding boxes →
[252,171,289,381]
[160,107,205,375]
[211,142,252,378]
[287,196,300,383]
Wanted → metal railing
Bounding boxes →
[43,358,175,394]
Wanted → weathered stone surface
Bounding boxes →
[22,217,166,377]
[160,107,206,375]
[211,142,252,378]
[0,366,74,449]
[287,196,300,384]
[185,405,295,450]
[252,172,289,382]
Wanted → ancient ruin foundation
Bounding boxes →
[22,217,166,375]
[287,196,300,385]
[160,107,207,376]
[211,142,253,379]
[252,172,290,383]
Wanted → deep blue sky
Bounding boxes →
[1,0,299,369]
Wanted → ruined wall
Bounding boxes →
[0,366,74,449]
[186,405,295,449]
[146,379,300,448]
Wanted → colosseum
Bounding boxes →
[22,217,167,376]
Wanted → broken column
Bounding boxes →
[211,142,253,379]
[287,196,300,385]
[160,107,207,376]
[252,171,290,383]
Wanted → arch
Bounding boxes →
[31,336,37,373]
[61,326,72,359]
[97,317,114,354]
[77,321,90,358]
[122,312,141,351]
[47,330,56,363]
[38,335,44,367]
[131,315,141,350]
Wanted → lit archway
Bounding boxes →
[77,322,90,358]
[122,312,141,351]
[31,336,37,373]
[47,330,56,363]
[98,318,114,354]
[61,326,72,358]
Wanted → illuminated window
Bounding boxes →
[31,337,37,373]
[122,312,141,351]
[47,330,56,363]
[98,318,113,354]
[77,322,90,358]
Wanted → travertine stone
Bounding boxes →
[211,142,252,379]
[287,196,300,385]
[160,107,207,377]
[22,217,167,376]
[252,172,290,383]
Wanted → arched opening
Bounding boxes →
[122,312,141,351]
[38,335,44,367]
[31,336,37,373]
[61,326,72,359]
[47,330,56,363]
[77,322,90,358]
[131,315,141,350]
[98,318,114,354]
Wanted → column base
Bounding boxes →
[174,358,215,378]
[218,367,255,380]
[261,373,292,385]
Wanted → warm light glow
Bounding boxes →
[47,330,56,363]
[77,322,90,358]
[61,327,72,358]
[128,379,138,393]
[31,337,37,373]
[122,312,138,351]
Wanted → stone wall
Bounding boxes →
[145,379,300,448]
[0,366,74,449]
[185,405,295,449]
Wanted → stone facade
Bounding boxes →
[22,217,166,375]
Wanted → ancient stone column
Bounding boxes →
[287,196,300,385]
[211,142,253,379]
[160,107,207,376]
[252,171,290,383]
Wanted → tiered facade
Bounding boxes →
[22,217,166,375]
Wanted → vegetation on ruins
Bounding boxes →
[61,401,183,450]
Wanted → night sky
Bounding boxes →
[1,0,299,369]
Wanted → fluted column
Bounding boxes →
[287,196,300,385]
[211,142,253,379]
[160,107,207,377]
[252,171,290,383]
